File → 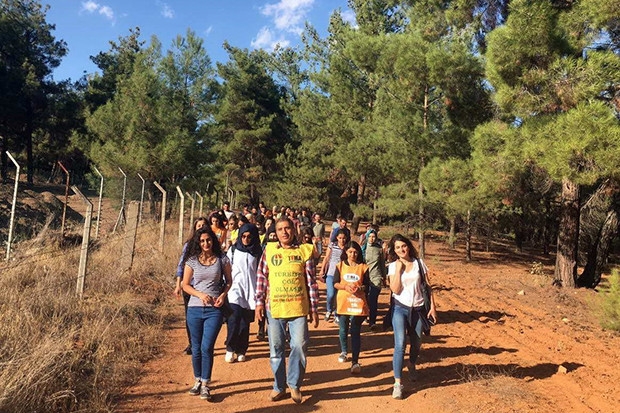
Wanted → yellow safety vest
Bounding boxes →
[336,262,370,316]
[265,242,314,318]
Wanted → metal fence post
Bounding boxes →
[137,173,145,224]
[122,201,139,272]
[153,182,167,252]
[58,162,70,236]
[113,167,127,233]
[92,166,104,239]
[5,152,20,261]
[176,186,185,245]
[195,191,203,218]
[71,185,92,298]
[186,191,195,228]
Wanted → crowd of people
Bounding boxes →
[174,202,437,403]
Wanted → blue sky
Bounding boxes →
[44,0,354,81]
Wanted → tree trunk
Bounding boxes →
[449,216,456,249]
[543,196,552,255]
[466,209,472,262]
[418,176,425,259]
[554,178,580,287]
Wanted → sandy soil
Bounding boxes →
[116,239,620,413]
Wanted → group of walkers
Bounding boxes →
[174,203,437,403]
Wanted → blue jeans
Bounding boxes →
[338,315,364,363]
[392,304,422,380]
[367,284,381,325]
[225,303,253,355]
[187,306,223,382]
[325,275,336,313]
[267,312,309,391]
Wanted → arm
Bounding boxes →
[255,251,268,322]
[214,259,232,308]
[174,244,188,298]
[319,246,332,277]
[421,261,438,323]
[305,258,320,328]
[389,260,404,295]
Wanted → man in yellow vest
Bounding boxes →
[255,217,320,404]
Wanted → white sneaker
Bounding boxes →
[351,363,361,374]
[237,354,246,362]
[392,383,404,399]
[225,351,237,363]
[338,352,347,363]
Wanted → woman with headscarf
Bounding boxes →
[224,223,262,362]
[362,229,386,331]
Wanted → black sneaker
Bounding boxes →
[200,385,212,401]
[189,380,201,396]
[184,345,192,355]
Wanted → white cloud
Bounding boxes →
[340,9,357,27]
[204,26,213,36]
[158,2,174,19]
[260,0,314,34]
[80,1,114,21]
[81,1,98,13]
[251,26,290,51]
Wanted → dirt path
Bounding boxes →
[117,240,620,413]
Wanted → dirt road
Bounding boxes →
[117,240,620,413]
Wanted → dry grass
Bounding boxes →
[0,220,180,413]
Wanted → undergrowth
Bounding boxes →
[599,270,620,331]
[0,221,179,412]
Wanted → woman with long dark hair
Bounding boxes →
[319,228,351,323]
[175,217,208,354]
[387,234,437,400]
[209,212,228,252]
[182,226,232,401]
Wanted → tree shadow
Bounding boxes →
[438,309,514,324]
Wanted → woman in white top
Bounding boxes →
[387,234,437,400]
[224,223,261,363]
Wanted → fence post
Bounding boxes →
[214,188,219,209]
[121,201,139,272]
[195,191,203,218]
[186,191,195,228]
[92,166,104,239]
[5,152,20,261]
[153,182,167,252]
[137,173,145,224]
[176,186,185,245]
[113,167,127,233]
[58,162,70,236]
[72,185,93,298]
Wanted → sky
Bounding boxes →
[44,0,354,82]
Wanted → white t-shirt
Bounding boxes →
[388,259,428,308]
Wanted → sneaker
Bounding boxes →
[225,351,236,363]
[184,345,192,355]
[333,315,339,323]
[200,384,212,401]
[392,383,404,399]
[237,354,246,362]
[188,380,201,396]
[369,324,380,332]
[289,386,303,404]
[407,365,418,381]
[324,311,332,321]
[257,331,266,341]
[338,352,348,363]
[351,363,361,374]
[269,389,286,402]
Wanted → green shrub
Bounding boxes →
[599,270,620,331]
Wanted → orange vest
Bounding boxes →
[336,262,370,316]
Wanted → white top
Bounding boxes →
[388,259,428,308]
[226,247,259,310]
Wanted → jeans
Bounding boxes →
[367,284,381,326]
[392,303,422,380]
[325,275,336,314]
[267,312,309,391]
[187,306,223,382]
[225,303,253,355]
[338,315,364,363]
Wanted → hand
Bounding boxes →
[255,305,265,322]
[345,284,358,294]
[198,293,213,306]
[214,293,227,307]
[174,285,181,299]
[428,308,437,325]
[311,311,319,328]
